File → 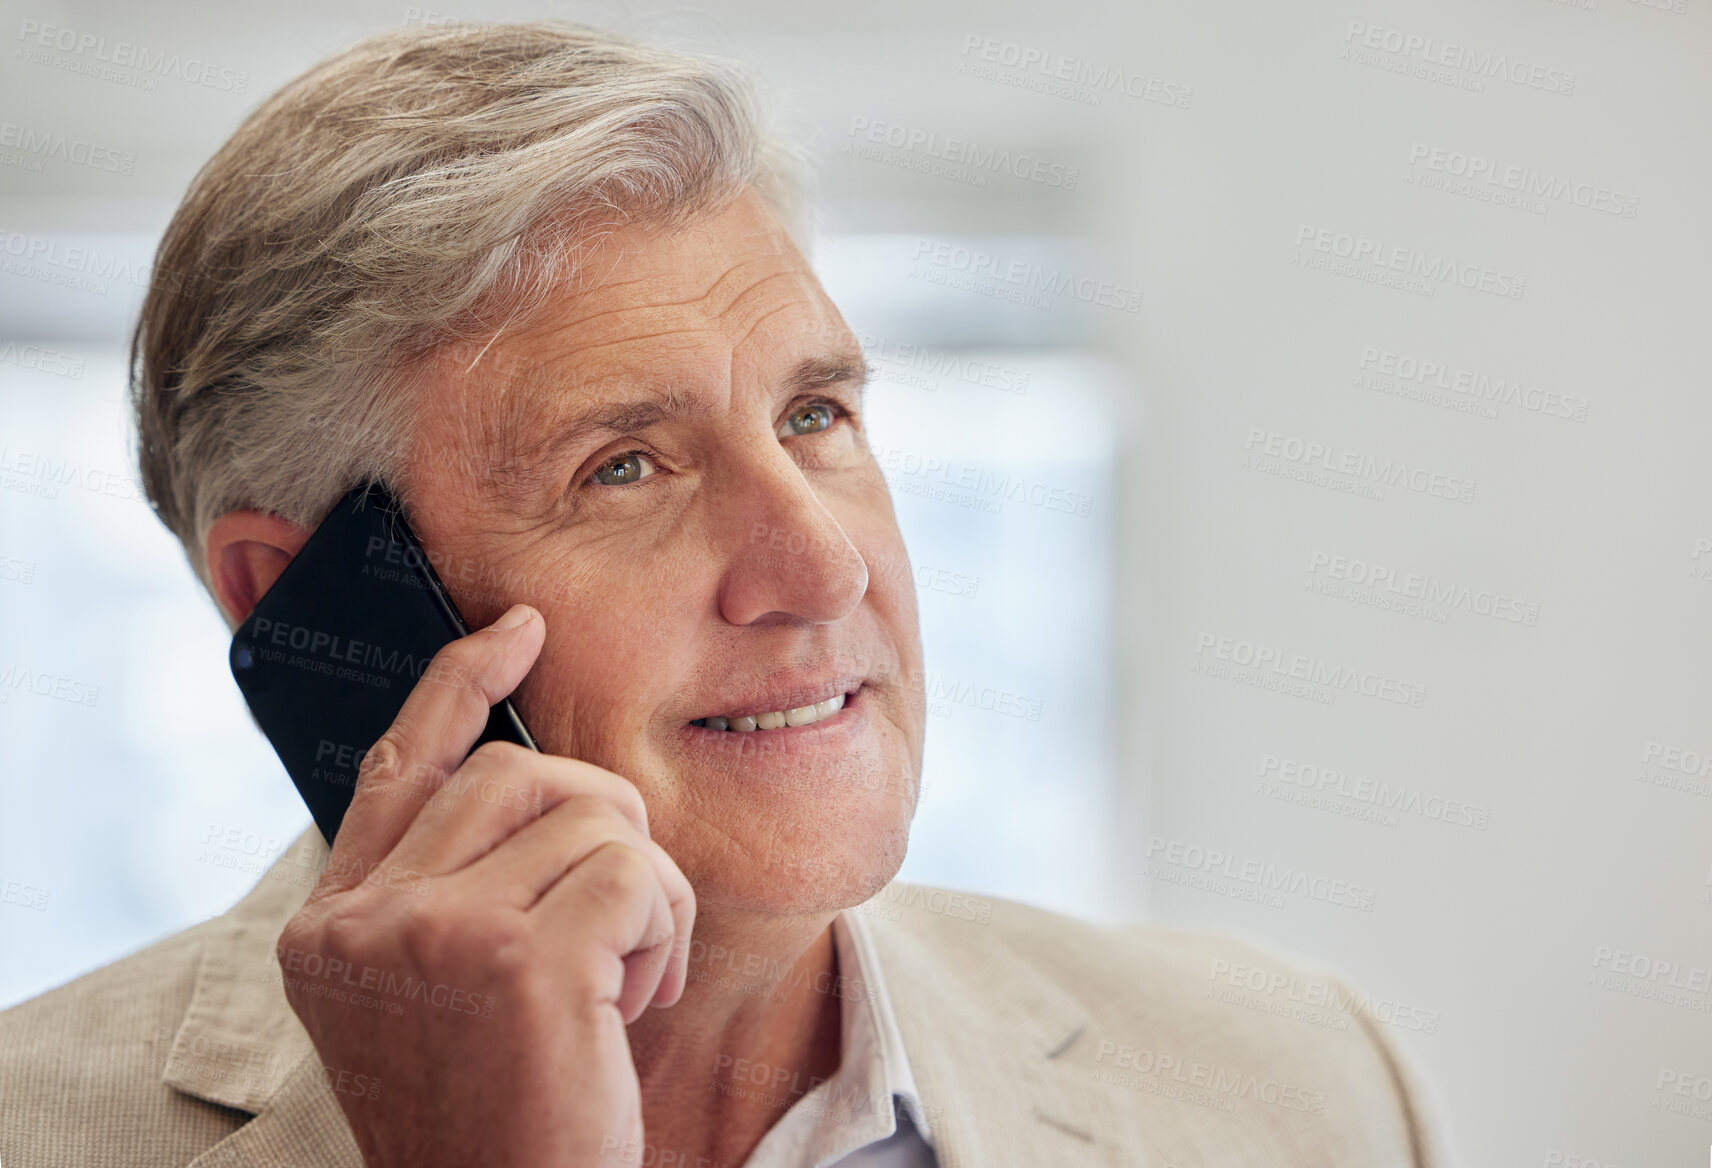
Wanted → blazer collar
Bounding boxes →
[164,829,328,1115]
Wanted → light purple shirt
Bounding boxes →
[738,908,939,1168]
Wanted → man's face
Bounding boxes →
[399,190,926,916]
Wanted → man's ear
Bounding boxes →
[204,511,313,628]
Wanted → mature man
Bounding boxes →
[0,22,1441,1167]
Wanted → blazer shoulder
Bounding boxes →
[0,917,246,1166]
[860,883,1441,1167]
[860,880,1290,995]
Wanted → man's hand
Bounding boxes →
[276,604,695,1168]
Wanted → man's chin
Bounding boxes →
[687,826,912,920]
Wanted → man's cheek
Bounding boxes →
[530,586,695,750]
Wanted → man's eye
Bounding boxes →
[779,401,839,439]
[589,451,658,486]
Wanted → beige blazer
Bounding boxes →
[0,830,1441,1166]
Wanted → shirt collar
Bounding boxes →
[737,904,932,1168]
[841,905,934,1147]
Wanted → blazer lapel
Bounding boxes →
[862,895,1153,1168]
[160,829,362,1165]
[186,1055,365,1168]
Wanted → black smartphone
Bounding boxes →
[229,481,537,844]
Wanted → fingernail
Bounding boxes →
[490,604,534,631]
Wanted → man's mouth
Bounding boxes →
[688,685,858,732]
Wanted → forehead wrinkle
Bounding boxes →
[542,252,798,341]
[709,268,804,326]
[535,322,729,361]
[703,271,824,390]
[729,300,801,363]
[501,264,818,419]
[500,270,790,381]
[485,321,719,424]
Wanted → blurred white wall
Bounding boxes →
[3,1,1710,1164]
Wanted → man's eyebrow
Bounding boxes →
[789,352,870,394]
[487,390,682,477]
[487,351,871,469]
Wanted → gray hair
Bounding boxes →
[131,20,811,608]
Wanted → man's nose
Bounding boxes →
[716,451,869,627]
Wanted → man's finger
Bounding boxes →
[318,603,544,894]
[390,753,651,876]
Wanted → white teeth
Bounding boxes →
[699,691,847,731]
